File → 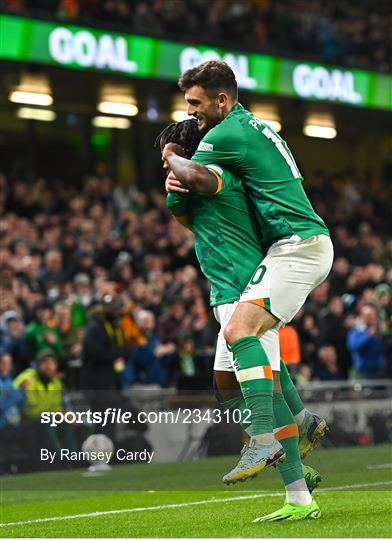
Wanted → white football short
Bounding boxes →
[213,302,280,373]
[239,234,334,325]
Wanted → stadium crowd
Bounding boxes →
[0,163,391,468]
[0,0,390,73]
[0,162,391,394]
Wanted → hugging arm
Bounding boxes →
[165,152,219,195]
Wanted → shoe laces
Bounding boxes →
[240,444,248,456]
[237,444,261,467]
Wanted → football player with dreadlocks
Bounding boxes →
[156,119,322,522]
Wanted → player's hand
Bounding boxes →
[162,143,185,163]
[166,171,189,193]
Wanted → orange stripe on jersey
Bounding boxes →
[247,298,265,308]
[275,423,299,441]
[209,169,223,194]
[174,215,190,228]
[262,365,273,380]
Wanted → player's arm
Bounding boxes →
[166,184,192,230]
[164,148,219,195]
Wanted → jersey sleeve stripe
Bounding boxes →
[174,215,190,228]
[207,169,223,194]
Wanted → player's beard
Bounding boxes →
[197,115,220,135]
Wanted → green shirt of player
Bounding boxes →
[192,103,329,249]
[166,165,264,307]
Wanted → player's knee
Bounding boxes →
[223,323,239,345]
[223,322,251,345]
[256,321,269,338]
[256,313,280,337]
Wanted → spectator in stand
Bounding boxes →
[319,296,352,378]
[0,310,29,375]
[157,297,191,345]
[178,336,196,377]
[14,349,65,420]
[0,352,26,472]
[54,299,84,385]
[279,325,301,375]
[329,258,351,296]
[347,304,386,379]
[13,349,77,468]
[375,284,392,337]
[295,364,312,386]
[0,352,24,429]
[375,284,392,376]
[296,311,320,365]
[313,344,344,381]
[3,0,389,72]
[124,309,177,387]
[24,301,65,361]
[81,294,129,390]
[70,273,94,328]
[66,248,95,281]
[38,248,65,289]
[120,292,147,351]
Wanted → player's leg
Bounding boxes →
[272,373,311,505]
[280,359,328,458]
[222,327,285,483]
[279,359,306,420]
[214,370,252,435]
[214,328,321,491]
[253,371,321,522]
[221,302,285,482]
[215,305,284,482]
[224,305,277,445]
[226,235,334,345]
[219,341,322,505]
[215,302,277,446]
[213,304,253,436]
[226,235,333,460]
[215,370,321,492]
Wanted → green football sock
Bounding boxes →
[280,359,305,417]
[222,395,252,434]
[273,391,303,485]
[231,336,273,439]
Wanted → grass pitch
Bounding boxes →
[1,444,391,537]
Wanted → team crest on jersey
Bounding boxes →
[197,141,214,151]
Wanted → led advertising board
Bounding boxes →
[0,15,390,110]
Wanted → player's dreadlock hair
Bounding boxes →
[155,118,202,159]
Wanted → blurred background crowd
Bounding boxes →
[1,0,390,72]
[1,165,391,420]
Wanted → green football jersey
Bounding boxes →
[192,103,329,249]
[166,164,264,307]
